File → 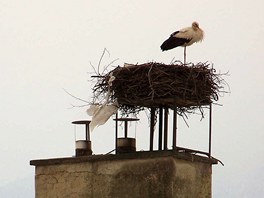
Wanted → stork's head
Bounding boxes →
[192,22,200,30]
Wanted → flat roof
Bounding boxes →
[30,150,218,167]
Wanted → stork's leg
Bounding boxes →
[184,47,186,65]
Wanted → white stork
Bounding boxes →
[160,22,204,64]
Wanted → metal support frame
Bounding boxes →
[146,104,213,158]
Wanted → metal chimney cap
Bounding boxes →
[72,120,91,125]
[113,118,139,122]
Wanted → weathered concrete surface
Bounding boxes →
[31,151,215,198]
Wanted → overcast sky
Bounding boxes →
[1,0,264,197]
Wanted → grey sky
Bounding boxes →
[1,0,264,197]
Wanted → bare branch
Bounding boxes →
[63,88,89,104]
[97,48,110,74]
[101,58,119,74]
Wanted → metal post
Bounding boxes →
[124,120,128,138]
[115,112,118,153]
[150,108,155,151]
[158,107,163,150]
[172,107,177,150]
[85,124,90,141]
[164,108,168,150]
[209,103,212,157]
[184,47,187,65]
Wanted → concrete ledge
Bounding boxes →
[30,150,218,166]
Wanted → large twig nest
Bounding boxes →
[92,62,226,115]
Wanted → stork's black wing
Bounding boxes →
[160,31,191,51]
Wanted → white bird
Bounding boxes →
[160,22,204,64]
